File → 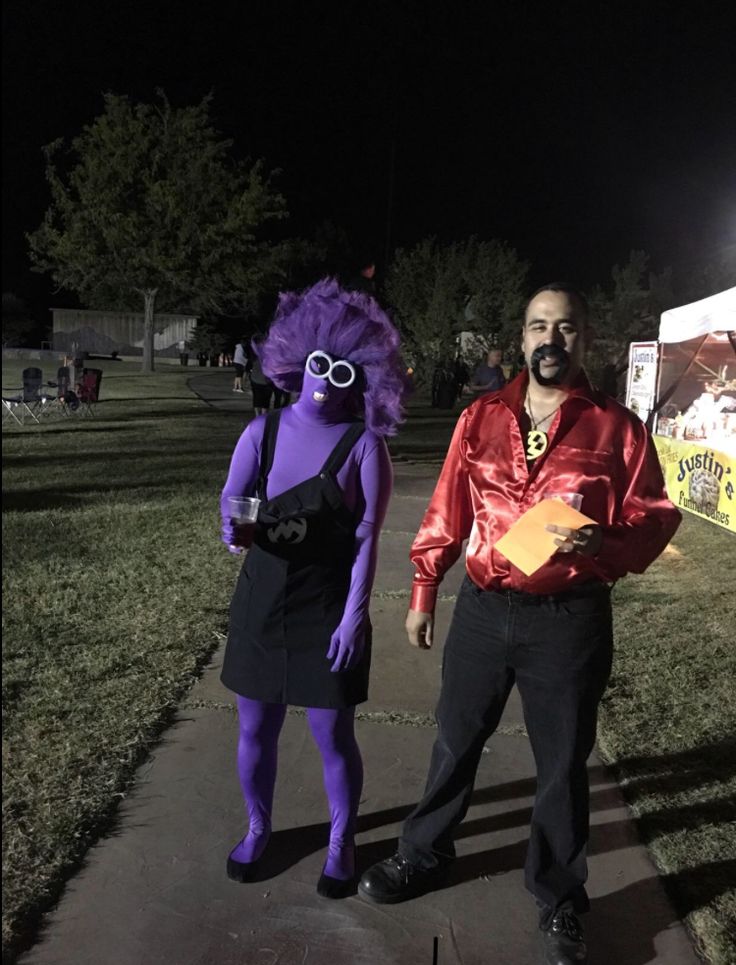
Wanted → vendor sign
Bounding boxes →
[653,436,735,533]
[625,341,659,424]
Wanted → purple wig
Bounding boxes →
[256,278,408,436]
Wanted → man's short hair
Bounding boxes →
[526,283,590,321]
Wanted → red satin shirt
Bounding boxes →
[410,370,682,612]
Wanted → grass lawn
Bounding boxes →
[2,360,244,960]
[598,515,735,964]
[2,361,735,962]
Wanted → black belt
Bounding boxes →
[487,581,611,606]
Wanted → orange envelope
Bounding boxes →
[494,499,598,577]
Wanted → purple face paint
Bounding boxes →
[300,364,354,421]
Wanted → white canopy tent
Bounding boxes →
[649,286,736,452]
[658,286,736,343]
[650,288,736,529]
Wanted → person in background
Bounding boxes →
[469,347,506,398]
[453,354,470,400]
[233,341,248,393]
[219,278,406,899]
[344,259,378,296]
[512,350,528,378]
[358,283,681,965]
[247,339,275,415]
[431,358,456,409]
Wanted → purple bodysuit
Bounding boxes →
[221,376,393,658]
[220,369,393,884]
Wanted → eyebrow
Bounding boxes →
[526,317,578,326]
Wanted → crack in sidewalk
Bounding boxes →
[181,698,527,739]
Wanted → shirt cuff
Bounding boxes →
[410,581,438,613]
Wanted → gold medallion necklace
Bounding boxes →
[525,393,560,460]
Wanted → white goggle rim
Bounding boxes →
[305,350,357,388]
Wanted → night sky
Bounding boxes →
[3,0,736,319]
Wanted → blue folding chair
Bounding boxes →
[2,367,55,426]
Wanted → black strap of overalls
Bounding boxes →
[256,409,283,500]
[256,413,364,498]
[319,422,365,478]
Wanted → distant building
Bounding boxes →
[51,308,198,358]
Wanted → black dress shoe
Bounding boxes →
[540,911,588,965]
[226,856,261,883]
[358,852,449,904]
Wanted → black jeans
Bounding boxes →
[399,576,613,918]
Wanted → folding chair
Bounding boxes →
[24,367,60,420]
[2,367,55,426]
[44,366,76,418]
[74,368,103,417]
[2,394,27,426]
[48,365,70,396]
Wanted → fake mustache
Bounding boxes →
[531,344,569,367]
[530,344,570,385]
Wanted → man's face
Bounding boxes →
[521,291,587,387]
[487,349,503,367]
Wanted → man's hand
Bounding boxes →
[545,523,603,557]
[406,608,434,649]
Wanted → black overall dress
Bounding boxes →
[221,410,372,708]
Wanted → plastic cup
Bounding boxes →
[227,496,261,523]
[547,492,583,511]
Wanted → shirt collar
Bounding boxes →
[494,368,606,415]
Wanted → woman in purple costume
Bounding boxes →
[220,279,406,897]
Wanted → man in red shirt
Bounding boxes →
[359,284,681,965]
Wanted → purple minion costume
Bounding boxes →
[220,279,406,895]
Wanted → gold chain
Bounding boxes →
[526,392,560,429]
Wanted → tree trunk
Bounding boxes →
[141,289,158,373]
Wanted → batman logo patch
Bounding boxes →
[266,517,308,544]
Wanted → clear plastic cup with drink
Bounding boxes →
[227,496,261,552]
[228,496,261,524]
[546,492,583,511]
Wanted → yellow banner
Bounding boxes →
[653,436,735,533]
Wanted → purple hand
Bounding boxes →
[327,619,366,672]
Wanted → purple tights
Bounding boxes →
[230,696,363,880]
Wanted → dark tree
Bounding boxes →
[385,236,527,383]
[28,92,287,371]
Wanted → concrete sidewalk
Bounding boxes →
[19,378,699,965]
